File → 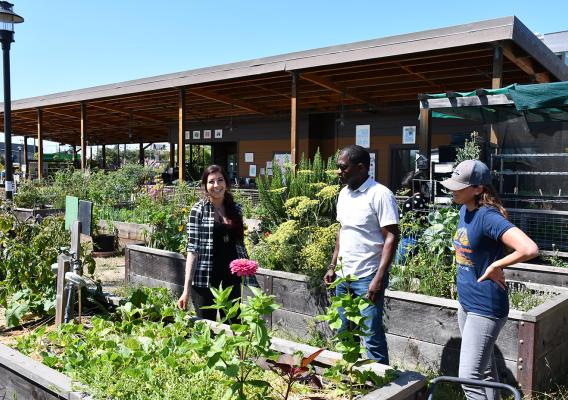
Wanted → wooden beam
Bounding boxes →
[501,42,551,83]
[80,102,87,170]
[418,108,432,179]
[36,109,44,181]
[290,72,299,167]
[490,45,503,145]
[89,103,167,123]
[188,88,266,115]
[22,136,28,179]
[178,87,186,182]
[300,72,380,108]
[395,62,445,92]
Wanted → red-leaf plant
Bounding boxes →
[265,348,325,400]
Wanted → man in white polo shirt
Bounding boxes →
[324,145,400,364]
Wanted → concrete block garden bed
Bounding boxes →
[125,245,568,395]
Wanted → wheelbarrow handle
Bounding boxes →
[427,376,521,400]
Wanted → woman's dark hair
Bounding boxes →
[201,165,245,240]
[477,184,508,219]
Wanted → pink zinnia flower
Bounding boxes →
[230,259,258,277]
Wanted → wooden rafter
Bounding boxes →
[395,62,445,91]
[89,103,168,123]
[300,72,381,108]
[501,42,551,83]
[188,88,266,115]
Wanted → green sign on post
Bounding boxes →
[64,196,79,231]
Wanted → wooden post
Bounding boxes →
[36,108,44,181]
[169,143,175,168]
[418,107,432,178]
[178,87,186,182]
[290,72,299,166]
[139,142,144,165]
[80,102,87,171]
[22,136,28,179]
[55,253,71,326]
[490,45,503,146]
[517,320,536,397]
[72,145,77,167]
[116,144,120,168]
[101,144,106,169]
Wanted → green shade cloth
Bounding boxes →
[509,81,568,111]
[428,82,568,122]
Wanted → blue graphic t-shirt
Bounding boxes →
[454,205,515,318]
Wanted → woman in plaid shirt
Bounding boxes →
[177,165,248,320]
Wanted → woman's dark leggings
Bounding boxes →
[190,283,241,322]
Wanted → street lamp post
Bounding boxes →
[0,2,23,201]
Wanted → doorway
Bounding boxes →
[390,145,419,193]
[187,142,238,183]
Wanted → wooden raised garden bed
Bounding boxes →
[125,245,568,395]
[0,332,426,400]
[505,262,568,287]
[13,207,63,222]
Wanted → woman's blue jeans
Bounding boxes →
[335,273,389,365]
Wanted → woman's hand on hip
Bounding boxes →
[478,264,506,289]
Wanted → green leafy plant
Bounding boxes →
[193,284,279,399]
[318,266,397,400]
[546,244,568,269]
[455,130,481,165]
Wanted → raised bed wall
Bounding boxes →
[125,245,568,394]
[505,262,568,287]
[0,333,426,400]
[13,207,63,222]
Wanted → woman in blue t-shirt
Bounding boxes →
[441,160,538,400]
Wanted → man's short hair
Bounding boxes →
[340,145,370,169]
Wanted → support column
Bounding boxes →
[290,72,299,166]
[169,143,175,168]
[178,87,186,182]
[23,136,28,179]
[139,142,144,165]
[37,108,44,181]
[101,145,106,169]
[80,102,87,170]
[418,107,432,179]
[116,144,120,168]
[490,45,503,146]
[72,145,77,167]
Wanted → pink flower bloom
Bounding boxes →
[230,259,258,277]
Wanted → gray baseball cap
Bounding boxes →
[440,160,491,191]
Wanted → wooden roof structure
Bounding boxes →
[2,16,567,148]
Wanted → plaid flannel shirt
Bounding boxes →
[186,198,252,288]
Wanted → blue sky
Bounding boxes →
[3,0,568,151]
[9,0,568,100]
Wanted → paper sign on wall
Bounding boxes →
[215,129,223,138]
[402,126,416,144]
[193,130,201,140]
[356,125,371,148]
[249,164,257,176]
[185,130,190,140]
[204,130,212,139]
[245,152,254,162]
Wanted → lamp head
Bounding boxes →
[0,2,23,33]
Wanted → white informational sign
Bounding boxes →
[402,126,416,144]
[193,130,201,140]
[245,152,254,162]
[267,168,273,176]
[185,130,190,140]
[5,181,12,192]
[274,153,290,167]
[355,124,371,148]
[260,167,265,175]
[214,129,223,139]
[266,161,273,168]
[204,130,211,139]
[249,164,257,177]
[369,153,376,180]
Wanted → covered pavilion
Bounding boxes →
[1,16,567,184]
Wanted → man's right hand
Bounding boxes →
[324,269,336,285]
[178,291,189,310]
